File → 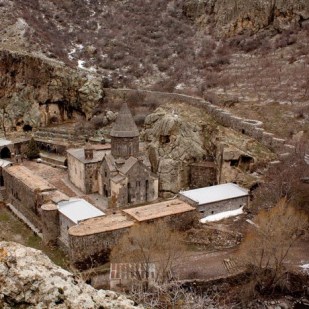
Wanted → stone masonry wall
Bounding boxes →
[190,163,217,188]
[2,168,43,230]
[198,196,248,216]
[179,194,248,217]
[69,228,130,267]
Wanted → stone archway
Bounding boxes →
[0,147,11,159]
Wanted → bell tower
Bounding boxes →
[110,103,139,159]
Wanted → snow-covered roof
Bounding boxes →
[0,139,12,147]
[0,159,12,168]
[180,183,249,205]
[58,198,105,224]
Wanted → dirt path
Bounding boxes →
[176,237,309,281]
[175,248,238,280]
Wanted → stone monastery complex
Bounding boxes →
[0,102,249,269]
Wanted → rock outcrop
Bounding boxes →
[0,50,103,130]
[183,0,309,36]
[143,107,207,196]
[0,241,141,309]
[143,106,275,195]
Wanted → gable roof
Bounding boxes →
[67,148,107,163]
[118,156,138,175]
[110,103,139,138]
[179,183,249,205]
[104,153,117,172]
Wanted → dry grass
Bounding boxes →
[0,204,69,268]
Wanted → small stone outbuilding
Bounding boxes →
[67,145,110,194]
[179,183,249,216]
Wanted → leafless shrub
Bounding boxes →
[238,199,308,297]
[111,221,185,287]
[128,282,215,309]
[90,114,108,129]
[203,91,219,105]
[274,31,297,49]
[253,143,309,212]
[134,113,146,126]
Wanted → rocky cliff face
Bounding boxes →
[0,50,103,130]
[184,0,309,35]
[0,241,140,309]
[143,107,207,196]
[143,104,275,195]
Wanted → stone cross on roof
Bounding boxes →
[110,103,139,138]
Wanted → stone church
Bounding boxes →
[67,103,158,207]
[98,103,158,207]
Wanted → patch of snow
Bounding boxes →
[68,48,76,60]
[77,60,97,73]
[78,60,86,69]
[175,83,185,90]
[246,219,259,228]
[76,44,84,50]
[300,264,309,274]
[200,206,244,223]
[87,66,97,73]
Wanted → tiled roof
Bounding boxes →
[5,165,56,193]
[118,157,138,175]
[69,213,134,236]
[123,199,195,221]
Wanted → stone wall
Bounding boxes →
[162,210,199,231]
[105,88,293,156]
[190,162,217,188]
[198,196,248,216]
[111,136,139,159]
[68,209,196,269]
[3,168,43,230]
[69,228,130,268]
[59,214,75,248]
[179,194,248,217]
[67,153,86,192]
[40,203,60,246]
[85,162,99,194]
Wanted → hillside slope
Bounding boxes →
[0,0,308,139]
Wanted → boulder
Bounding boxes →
[0,242,141,309]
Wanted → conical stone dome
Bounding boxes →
[110,103,139,159]
[110,103,139,138]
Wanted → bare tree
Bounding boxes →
[238,198,308,295]
[110,220,185,289]
[253,142,309,212]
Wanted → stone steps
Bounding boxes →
[223,257,239,273]
[34,131,86,144]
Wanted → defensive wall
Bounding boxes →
[68,200,196,269]
[105,88,295,157]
